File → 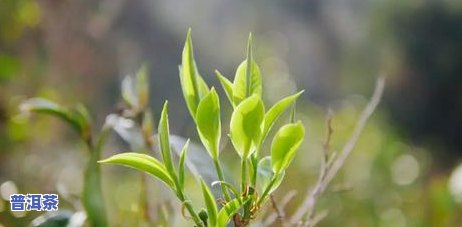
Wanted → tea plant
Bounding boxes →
[21,29,384,227]
[99,30,305,227]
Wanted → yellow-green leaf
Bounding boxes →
[180,29,207,119]
[263,91,304,140]
[232,34,262,106]
[271,122,305,174]
[216,197,251,227]
[178,139,190,190]
[158,101,176,177]
[215,70,234,107]
[196,88,221,159]
[99,153,175,189]
[230,95,264,158]
[200,180,218,226]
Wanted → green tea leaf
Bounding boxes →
[197,74,210,99]
[230,95,264,158]
[232,60,261,106]
[263,91,304,140]
[232,34,262,105]
[99,153,175,189]
[256,156,285,196]
[200,180,218,226]
[20,98,85,137]
[178,139,190,190]
[216,197,250,227]
[158,101,176,177]
[271,122,305,174]
[196,88,221,159]
[180,29,208,119]
[214,70,234,107]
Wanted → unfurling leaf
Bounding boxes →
[271,122,305,174]
[99,153,175,188]
[215,70,234,107]
[232,34,262,106]
[200,180,218,226]
[180,29,208,119]
[230,95,264,158]
[178,139,190,190]
[196,88,221,159]
[263,91,304,140]
[158,101,176,177]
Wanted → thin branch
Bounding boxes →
[263,190,297,226]
[271,195,286,226]
[303,210,328,227]
[290,77,385,224]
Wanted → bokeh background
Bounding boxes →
[1,0,462,226]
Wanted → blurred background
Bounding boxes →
[1,0,462,226]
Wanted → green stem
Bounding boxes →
[139,173,150,222]
[257,176,277,207]
[241,157,247,193]
[250,144,262,188]
[250,153,258,188]
[213,159,232,201]
[175,185,203,227]
[82,143,108,227]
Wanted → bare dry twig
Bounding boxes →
[290,77,386,226]
[263,190,297,226]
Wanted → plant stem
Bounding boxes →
[213,159,232,201]
[175,186,203,227]
[82,142,108,227]
[250,145,261,188]
[241,157,247,193]
[257,176,277,207]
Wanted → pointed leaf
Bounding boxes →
[180,29,207,119]
[200,180,218,226]
[170,135,224,184]
[158,101,176,177]
[271,122,305,174]
[197,75,210,99]
[233,60,262,106]
[196,88,221,159]
[230,95,264,158]
[216,197,251,227]
[233,34,262,105]
[99,153,175,188]
[178,139,190,190]
[215,70,234,107]
[263,91,304,140]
